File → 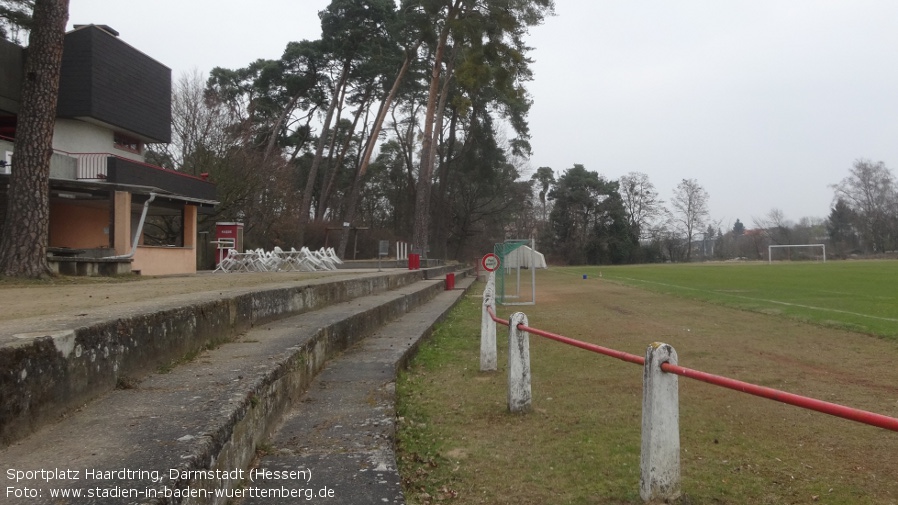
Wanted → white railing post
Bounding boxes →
[640,342,681,502]
[480,272,497,371]
[507,311,531,413]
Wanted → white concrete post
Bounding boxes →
[507,312,531,413]
[480,273,497,371]
[640,342,681,502]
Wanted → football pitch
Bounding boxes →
[584,260,898,338]
[397,261,898,504]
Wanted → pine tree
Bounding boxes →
[0,0,69,278]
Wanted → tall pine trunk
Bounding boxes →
[427,46,458,259]
[432,107,458,259]
[296,61,349,245]
[412,4,458,257]
[337,48,417,259]
[0,0,69,278]
[317,87,370,220]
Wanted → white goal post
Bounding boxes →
[768,244,826,263]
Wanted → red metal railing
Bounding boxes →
[487,306,898,432]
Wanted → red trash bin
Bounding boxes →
[408,253,420,270]
[445,272,455,290]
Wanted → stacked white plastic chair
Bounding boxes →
[324,247,343,266]
[313,248,336,270]
[298,247,326,272]
[214,247,344,273]
[214,249,239,272]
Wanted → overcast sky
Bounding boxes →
[68,1,898,229]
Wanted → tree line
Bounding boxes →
[147,0,555,264]
[0,0,556,276]
[1,1,892,277]
[530,165,713,264]
[532,158,897,265]
[715,159,898,261]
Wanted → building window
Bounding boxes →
[114,133,142,154]
[1,151,12,175]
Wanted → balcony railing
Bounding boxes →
[0,135,215,202]
[73,153,110,180]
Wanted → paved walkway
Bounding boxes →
[244,276,475,504]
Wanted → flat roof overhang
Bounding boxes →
[0,174,219,214]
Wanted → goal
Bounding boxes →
[768,244,826,263]
[495,238,539,305]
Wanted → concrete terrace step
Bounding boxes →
[0,271,473,504]
[242,275,475,505]
[1,269,428,446]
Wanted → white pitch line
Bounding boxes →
[612,277,898,324]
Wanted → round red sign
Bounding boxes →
[481,253,500,272]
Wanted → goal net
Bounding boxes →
[495,239,540,305]
[768,244,827,263]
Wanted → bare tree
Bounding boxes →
[753,208,793,246]
[830,159,897,253]
[619,171,664,240]
[670,178,710,262]
[0,0,68,278]
[793,216,826,246]
[148,70,294,250]
[170,70,227,170]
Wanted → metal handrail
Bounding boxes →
[487,305,898,432]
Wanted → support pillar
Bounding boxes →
[112,191,131,254]
[507,311,531,413]
[640,342,680,502]
[183,205,197,248]
[481,272,497,371]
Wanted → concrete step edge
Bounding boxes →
[237,276,477,505]
[0,275,474,504]
[0,270,427,447]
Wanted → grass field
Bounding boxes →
[396,263,898,504]
[594,261,898,338]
